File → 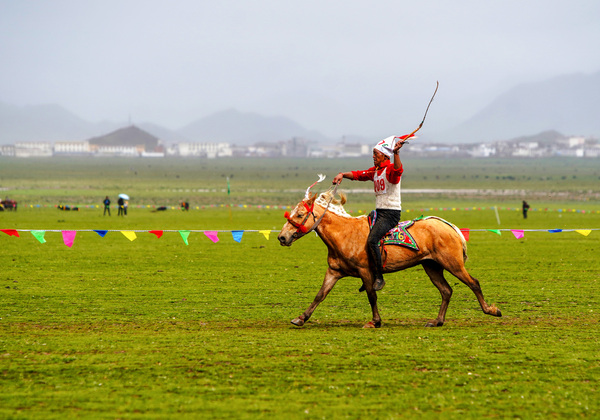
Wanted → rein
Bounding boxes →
[284,183,339,237]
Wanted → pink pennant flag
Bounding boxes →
[459,228,470,241]
[1,229,20,237]
[62,230,77,247]
[204,231,219,243]
[511,229,525,239]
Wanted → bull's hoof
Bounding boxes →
[291,317,305,327]
[425,319,444,327]
[363,321,381,329]
[488,305,502,317]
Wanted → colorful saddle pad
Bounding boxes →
[368,211,419,251]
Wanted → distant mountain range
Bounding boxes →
[1,71,599,146]
[178,108,330,145]
[0,102,121,145]
[443,71,600,142]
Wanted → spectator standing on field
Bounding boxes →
[522,200,530,219]
[103,196,111,216]
[117,196,125,216]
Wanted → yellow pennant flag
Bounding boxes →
[121,231,137,241]
[259,230,271,240]
[576,230,592,237]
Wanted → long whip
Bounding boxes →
[403,80,439,140]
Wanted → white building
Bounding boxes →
[567,136,586,147]
[94,145,141,157]
[0,145,15,156]
[54,141,91,155]
[175,142,232,158]
[14,142,53,157]
[468,144,496,158]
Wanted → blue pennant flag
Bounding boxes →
[231,230,244,243]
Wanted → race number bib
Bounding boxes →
[374,171,387,196]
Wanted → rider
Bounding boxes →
[332,135,409,291]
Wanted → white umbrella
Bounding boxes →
[118,193,130,200]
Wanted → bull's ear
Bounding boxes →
[307,192,317,205]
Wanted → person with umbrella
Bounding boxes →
[118,194,129,216]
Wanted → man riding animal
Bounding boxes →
[333,135,411,291]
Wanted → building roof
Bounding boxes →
[88,125,159,149]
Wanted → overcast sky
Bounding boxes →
[1,0,599,138]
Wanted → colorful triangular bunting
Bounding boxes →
[94,230,108,237]
[576,230,591,237]
[149,230,163,238]
[459,228,470,241]
[1,229,19,237]
[511,229,525,239]
[179,230,191,245]
[62,230,76,247]
[204,231,219,243]
[31,230,46,243]
[231,230,244,243]
[121,231,137,241]
[259,230,271,240]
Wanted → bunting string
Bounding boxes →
[1,227,597,247]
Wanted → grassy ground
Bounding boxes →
[2,156,600,207]
[1,157,599,418]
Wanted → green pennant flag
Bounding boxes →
[31,230,47,244]
[227,177,231,195]
[487,229,502,235]
[179,230,191,245]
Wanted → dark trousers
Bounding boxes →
[367,209,401,281]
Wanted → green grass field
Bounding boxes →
[1,157,599,418]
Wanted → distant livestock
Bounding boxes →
[58,205,79,211]
[0,199,17,211]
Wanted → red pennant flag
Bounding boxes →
[149,230,164,238]
[1,229,20,237]
[459,228,470,241]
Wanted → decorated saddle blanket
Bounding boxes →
[368,210,419,251]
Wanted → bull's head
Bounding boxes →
[278,193,318,246]
[278,175,328,246]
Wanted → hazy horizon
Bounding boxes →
[1,1,599,139]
